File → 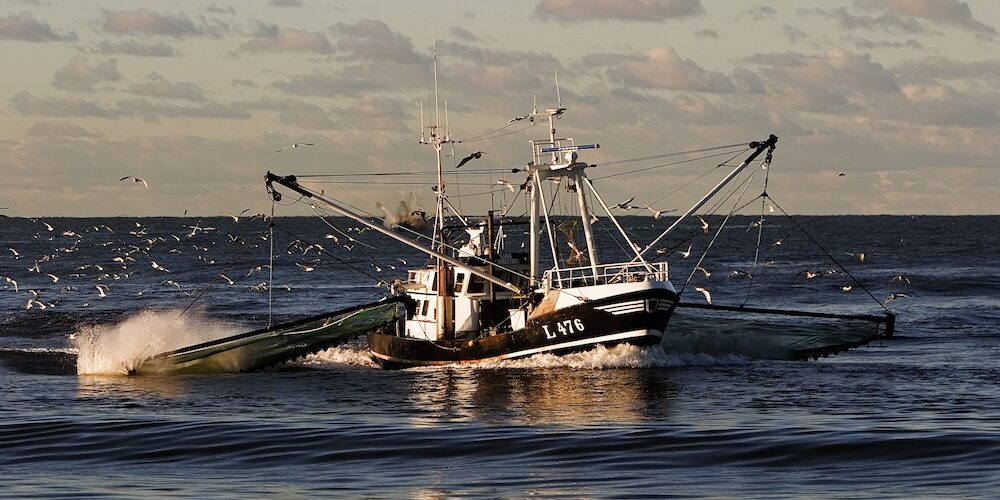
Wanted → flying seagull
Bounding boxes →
[614,196,638,211]
[694,286,712,304]
[505,114,530,126]
[456,151,485,169]
[277,143,314,152]
[120,176,148,189]
[677,244,692,259]
[644,204,675,220]
[697,215,710,234]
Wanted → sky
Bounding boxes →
[1,0,998,217]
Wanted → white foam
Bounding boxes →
[299,338,377,369]
[74,310,243,375]
[465,344,749,370]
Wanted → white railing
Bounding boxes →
[543,261,668,290]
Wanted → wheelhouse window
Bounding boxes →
[467,275,486,294]
[455,272,466,293]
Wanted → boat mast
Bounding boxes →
[428,38,454,338]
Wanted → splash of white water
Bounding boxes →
[300,339,378,368]
[74,310,243,375]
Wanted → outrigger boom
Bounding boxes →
[264,172,524,294]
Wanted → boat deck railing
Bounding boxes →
[543,261,669,289]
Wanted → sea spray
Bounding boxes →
[74,310,243,375]
[301,338,378,368]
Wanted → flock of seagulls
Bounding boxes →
[0,212,404,312]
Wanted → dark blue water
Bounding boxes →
[1,215,998,497]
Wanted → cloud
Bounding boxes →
[535,0,705,22]
[206,4,237,15]
[741,48,900,111]
[694,28,719,39]
[270,61,424,98]
[237,97,336,129]
[856,0,996,39]
[893,56,1000,82]
[101,9,225,38]
[10,91,116,117]
[232,78,256,88]
[269,0,304,6]
[128,73,207,102]
[11,91,250,121]
[115,98,251,121]
[782,25,808,44]
[237,22,333,54]
[27,120,103,138]
[0,11,76,42]
[450,26,480,42]
[51,56,122,91]
[743,5,777,21]
[614,47,736,93]
[330,19,424,64]
[800,7,930,34]
[87,39,180,57]
[852,37,924,50]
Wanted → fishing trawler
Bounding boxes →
[265,89,782,368]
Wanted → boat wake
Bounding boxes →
[474,344,749,370]
[293,342,749,371]
[74,310,244,375]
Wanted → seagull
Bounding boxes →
[276,143,314,152]
[302,243,325,255]
[248,282,268,292]
[494,179,516,193]
[886,293,909,302]
[163,280,181,289]
[224,209,251,223]
[8,247,20,259]
[677,244,692,259]
[26,298,49,310]
[219,274,235,285]
[837,172,846,177]
[2,276,18,292]
[770,238,784,248]
[505,114,530,126]
[730,270,752,279]
[747,219,771,231]
[245,265,267,278]
[840,285,853,292]
[694,286,712,304]
[95,284,108,298]
[697,215,710,234]
[891,275,912,285]
[45,273,59,283]
[848,252,866,262]
[614,196,638,210]
[694,266,712,278]
[644,204,675,220]
[455,151,485,169]
[801,270,823,280]
[120,176,148,188]
[295,262,315,272]
[151,260,171,273]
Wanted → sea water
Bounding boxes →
[1,215,998,497]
